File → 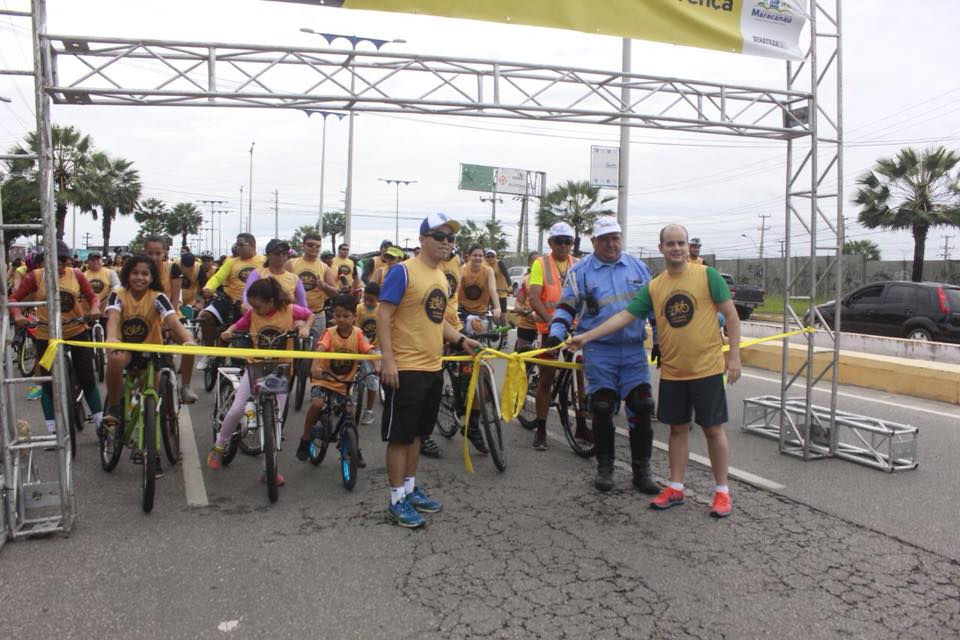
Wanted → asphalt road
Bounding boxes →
[2,353,960,638]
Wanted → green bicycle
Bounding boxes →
[98,352,179,513]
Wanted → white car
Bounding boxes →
[508,266,528,295]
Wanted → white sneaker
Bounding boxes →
[196,355,209,371]
[361,409,375,425]
[180,385,198,404]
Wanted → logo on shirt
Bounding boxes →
[90,279,105,294]
[337,265,352,278]
[664,292,695,328]
[298,270,317,292]
[330,349,354,376]
[181,276,192,289]
[238,266,255,282]
[423,287,447,324]
[256,327,285,350]
[121,317,150,343]
[60,291,76,313]
[462,283,483,301]
[360,318,377,341]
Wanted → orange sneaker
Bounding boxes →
[710,491,732,518]
[207,445,225,470]
[650,486,685,510]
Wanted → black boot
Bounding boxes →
[629,417,658,494]
[593,421,615,492]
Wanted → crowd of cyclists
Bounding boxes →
[6,213,740,528]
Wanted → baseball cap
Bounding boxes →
[419,212,461,235]
[591,217,622,238]
[548,222,575,240]
[56,240,71,258]
[87,251,102,259]
[264,239,290,254]
[385,246,406,259]
[689,237,702,246]
[379,239,393,248]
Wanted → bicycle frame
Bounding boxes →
[119,358,167,454]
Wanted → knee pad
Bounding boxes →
[625,383,655,416]
[587,388,619,419]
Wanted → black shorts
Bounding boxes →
[128,350,175,372]
[203,296,241,327]
[381,370,443,444]
[657,373,728,428]
[516,327,537,345]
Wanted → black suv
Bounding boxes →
[815,281,960,342]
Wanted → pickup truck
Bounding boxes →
[720,273,765,320]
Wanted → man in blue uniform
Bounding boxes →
[547,217,658,494]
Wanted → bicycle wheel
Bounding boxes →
[478,367,506,472]
[558,370,594,458]
[352,377,364,425]
[260,396,279,503]
[294,357,309,411]
[95,346,105,383]
[99,401,125,472]
[63,367,79,459]
[159,371,180,465]
[309,420,329,466]
[142,395,158,513]
[340,424,359,491]
[435,366,461,438]
[17,333,36,377]
[203,356,218,392]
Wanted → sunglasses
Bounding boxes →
[552,237,574,245]
[427,231,456,243]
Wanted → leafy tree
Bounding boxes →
[537,179,615,255]
[843,239,881,261]
[165,202,203,250]
[321,211,345,253]
[6,125,93,240]
[76,152,142,254]
[290,224,320,254]
[0,174,40,251]
[455,219,484,256]
[854,146,960,281]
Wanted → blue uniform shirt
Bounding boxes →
[549,252,654,346]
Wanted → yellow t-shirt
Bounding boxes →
[332,256,355,289]
[438,255,462,330]
[382,256,448,372]
[257,267,299,304]
[459,263,492,314]
[356,302,379,348]
[688,255,705,265]
[84,267,113,306]
[34,267,86,340]
[291,256,329,313]
[106,288,176,345]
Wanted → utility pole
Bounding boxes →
[248,143,255,234]
[617,38,631,241]
[198,199,226,253]
[213,210,230,256]
[758,213,771,290]
[272,189,279,238]
[239,186,244,235]
[480,194,503,222]
[81,232,93,249]
[942,235,954,281]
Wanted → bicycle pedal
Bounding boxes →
[130,451,144,465]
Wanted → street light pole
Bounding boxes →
[198,199,226,253]
[379,178,416,245]
[213,209,230,255]
[299,28,406,246]
[248,142,255,234]
[304,110,346,238]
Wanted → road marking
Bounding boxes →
[179,404,209,507]
[740,371,960,420]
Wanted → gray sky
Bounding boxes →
[1,0,959,261]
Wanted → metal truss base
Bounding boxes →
[742,395,919,473]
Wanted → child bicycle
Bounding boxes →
[305,370,373,490]
[98,350,180,513]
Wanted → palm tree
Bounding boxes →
[290,224,320,254]
[854,146,960,281]
[76,152,142,253]
[322,211,345,253]
[538,180,615,255]
[842,239,881,261]
[6,125,93,240]
[455,219,484,256]
[0,174,40,250]
[165,202,204,250]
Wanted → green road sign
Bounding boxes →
[459,163,495,193]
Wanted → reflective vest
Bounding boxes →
[534,254,576,334]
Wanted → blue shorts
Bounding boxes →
[582,342,651,418]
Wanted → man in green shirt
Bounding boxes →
[569,224,740,518]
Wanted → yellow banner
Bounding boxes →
[337,0,807,60]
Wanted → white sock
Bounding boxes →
[715,484,729,494]
[92,411,103,426]
[669,481,684,491]
[390,486,405,505]
[45,419,56,434]
[404,477,415,495]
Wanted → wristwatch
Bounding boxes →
[456,335,466,349]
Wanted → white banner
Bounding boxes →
[590,146,619,189]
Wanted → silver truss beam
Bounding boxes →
[42,35,812,140]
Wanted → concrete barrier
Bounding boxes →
[741,342,960,405]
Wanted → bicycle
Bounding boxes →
[292,335,314,411]
[461,311,510,351]
[91,320,106,383]
[12,319,38,377]
[517,345,593,458]
[97,351,180,513]
[201,293,241,392]
[435,329,506,472]
[213,330,294,503]
[306,371,372,490]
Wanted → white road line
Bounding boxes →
[179,404,209,507]
[740,371,960,420]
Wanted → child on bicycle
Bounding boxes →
[295,293,377,465]
[103,256,197,430]
[356,282,381,426]
[208,277,314,480]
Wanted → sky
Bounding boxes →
[1,0,959,261]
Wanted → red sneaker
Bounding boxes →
[710,491,732,518]
[650,486,685,510]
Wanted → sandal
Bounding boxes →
[100,405,123,435]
